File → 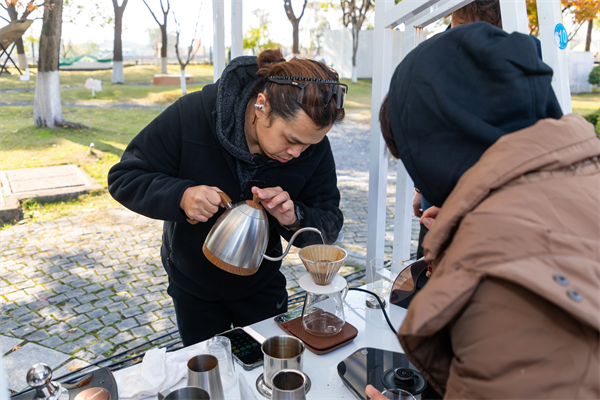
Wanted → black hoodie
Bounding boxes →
[108,57,343,301]
[388,22,563,207]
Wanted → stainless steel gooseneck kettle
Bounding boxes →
[201,191,322,276]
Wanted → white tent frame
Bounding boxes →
[367,0,572,276]
[213,0,244,82]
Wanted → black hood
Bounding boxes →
[388,22,563,207]
[214,55,262,164]
[213,55,276,194]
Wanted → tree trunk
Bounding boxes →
[351,29,359,83]
[34,0,64,128]
[161,26,168,73]
[284,0,306,56]
[112,61,124,83]
[180,67,187,94]
[585,18,594,52]
[112,0,127,83]
[292,21,300,54]
[15,38,27,70]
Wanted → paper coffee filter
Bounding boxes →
[299,245,347,285]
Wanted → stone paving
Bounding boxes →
[0,119,419,392]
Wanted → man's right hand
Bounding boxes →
[179,185,224,223]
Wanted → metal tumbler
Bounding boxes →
[158,387,210,400]
[261,336,305,390]
[187,354,224,400]
[271,370,309,400]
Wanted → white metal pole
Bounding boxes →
[499,0,529,34]
[367,0,393,278]
[390,24,421,267]
[231,0,243,60]
[536,0,572,114]
[213,0,226,82]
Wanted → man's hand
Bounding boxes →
[252,186,297,226]
[365,385,388,400]
[180,185,225,222]
[413,192,422,218]
[420,206,440,229]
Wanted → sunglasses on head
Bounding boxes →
[266,76,348,109]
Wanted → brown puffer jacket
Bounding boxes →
[398,114,600,399]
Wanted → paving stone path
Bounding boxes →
[0,119,419,392]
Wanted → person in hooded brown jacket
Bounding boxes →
[370,22,600,399]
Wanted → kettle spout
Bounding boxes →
[262,227,323,262]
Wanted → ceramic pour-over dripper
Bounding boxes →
[298,245,347,285]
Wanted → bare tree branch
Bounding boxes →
[283,0,308,54]
[142,0,162,27]
[298,0,308,20]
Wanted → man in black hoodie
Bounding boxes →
[108,49,346,345]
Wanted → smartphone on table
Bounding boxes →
[274,306,318,324]
[219,327,264,371]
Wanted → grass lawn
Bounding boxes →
[0,106,162,228]
[0,64,214,89]
[571,88,600,116]
[0,64,212,106]
[1,76,598,229]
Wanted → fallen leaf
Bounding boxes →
[67,328,77,333]
[66,362,84,372]
[11,345,21,352]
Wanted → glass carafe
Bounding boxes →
[299,274,348,336]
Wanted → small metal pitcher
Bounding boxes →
[201,192,321,276]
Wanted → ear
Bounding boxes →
[254,92,270,119]
[256,92,267,109]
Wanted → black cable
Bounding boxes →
[348,287,397,335]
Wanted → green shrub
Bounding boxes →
[583,109,600,138]
[589,65,600,86]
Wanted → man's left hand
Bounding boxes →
[252,186,297,226]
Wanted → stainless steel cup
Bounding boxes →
[158,387,210,400]
[271,370,308,400]
[261,336,305,390]
[187,354,224,400]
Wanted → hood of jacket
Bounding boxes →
[387,22,563,207]
[213,55,263,164]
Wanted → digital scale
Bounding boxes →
[337,347,441,400]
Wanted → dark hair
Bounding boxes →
[253,48,345,129]
[452,0,502,28]
[379,93,400,159]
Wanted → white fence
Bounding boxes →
[568,50,595,94]
[323,28,405,79]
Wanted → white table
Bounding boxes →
[113,284,408,400]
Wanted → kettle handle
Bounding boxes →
[186,191,233,225]
[262,227,323,262]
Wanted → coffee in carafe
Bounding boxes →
[299,274,348,336]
